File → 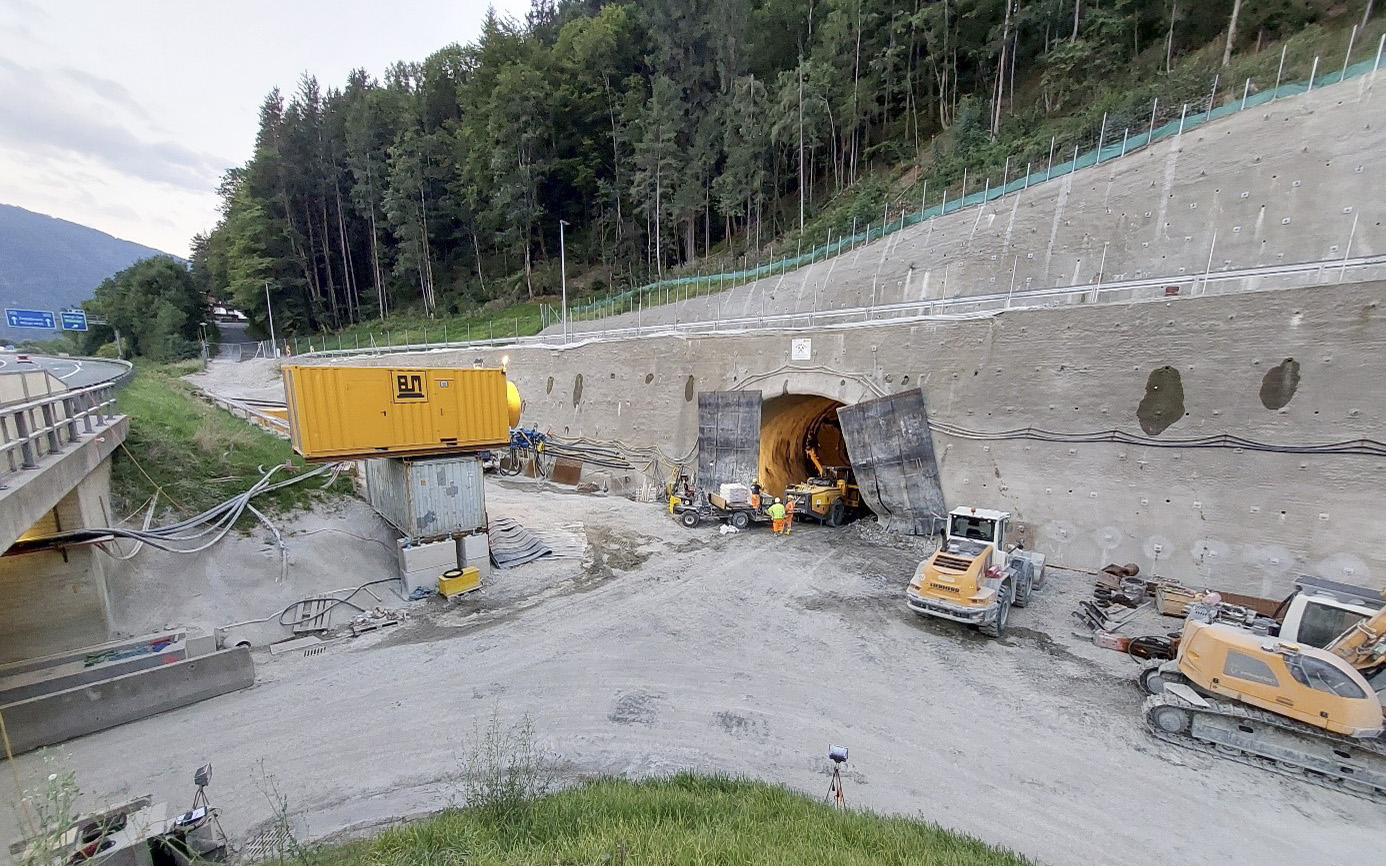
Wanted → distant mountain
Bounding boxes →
[0,204,175,341]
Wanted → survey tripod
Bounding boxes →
[826,762,846,809]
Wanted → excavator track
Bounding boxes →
[1143,691,1386,804]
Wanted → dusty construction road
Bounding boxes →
[3,480,1377,865]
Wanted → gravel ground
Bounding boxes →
[1,478,1376,865]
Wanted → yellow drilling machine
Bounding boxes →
[783,450,862,527]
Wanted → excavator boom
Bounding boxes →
[1325,593,1386,670]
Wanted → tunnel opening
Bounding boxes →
[758,393,874,524]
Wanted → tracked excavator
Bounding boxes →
[1140,580,1386,801]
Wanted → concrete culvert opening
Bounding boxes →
[758,394,873,524]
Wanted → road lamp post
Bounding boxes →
[264,280,279,359]
[558,219,570,344]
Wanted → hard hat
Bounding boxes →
[774,497,781,503]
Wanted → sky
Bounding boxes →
[0,0,532,257]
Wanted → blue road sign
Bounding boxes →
[60,310,89,332]
[4,308,56,329]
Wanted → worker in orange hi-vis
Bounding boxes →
[767,498,787,535]
[784,496,797,535]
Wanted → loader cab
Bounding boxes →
[946,507,1010,557]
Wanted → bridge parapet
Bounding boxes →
[1,377,125,478]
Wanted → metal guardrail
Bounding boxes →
[1,374,127,477]
[281,255,1386,359]
[200,393,290,438]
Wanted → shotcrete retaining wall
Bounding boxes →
[333,279,1386,597]
[564,74,1382,333]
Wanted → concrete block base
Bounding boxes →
[0,646,255,755]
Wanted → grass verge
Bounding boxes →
[301,301,550,355]
[111,360,351,518]
[301,775,1035,866]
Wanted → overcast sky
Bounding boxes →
[0,0,531,257]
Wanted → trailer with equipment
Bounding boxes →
[674,491,774,530]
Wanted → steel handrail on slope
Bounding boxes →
[201,393,290,437]
[0,363,131,477]
[562,254,1386,337]
[291,254,1386,359]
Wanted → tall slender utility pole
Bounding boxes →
[798,60,805,233]
[264,280,279,359]
[559,220,570,344]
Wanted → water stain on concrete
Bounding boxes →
[1259,358,1300,410]
[1137,366,1185,435]
[685,375,695,402]
[573,373,584,406]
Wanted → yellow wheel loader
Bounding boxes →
[1140,585,1386,801]
[905,507,1045,638]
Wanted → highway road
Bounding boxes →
[0,351,130,389]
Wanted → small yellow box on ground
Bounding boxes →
[439,566,482,599]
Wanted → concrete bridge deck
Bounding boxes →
[1,357,131,660]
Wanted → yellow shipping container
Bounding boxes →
[283,365,519,461]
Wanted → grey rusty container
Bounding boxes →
[365,455,486,539]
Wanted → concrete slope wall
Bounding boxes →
[567,75,1381,333]
[343,279,1386,597]
[0,459,117,662]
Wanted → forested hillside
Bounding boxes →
[194,0,1377,339]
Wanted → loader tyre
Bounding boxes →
[730,510,751,530]
[680,510,701,529]
[1013,568,1033,608]
[980,590,1011,638]
[827,499,847,527]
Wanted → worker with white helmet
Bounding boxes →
[767,497,787,535]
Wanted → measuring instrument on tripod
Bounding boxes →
[826,745,848,809]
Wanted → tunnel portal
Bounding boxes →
[758,394,853,504]
[698,387,942,534]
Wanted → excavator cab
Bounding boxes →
[1173,621,1383,736]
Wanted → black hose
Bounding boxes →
[932,422,1386,457]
